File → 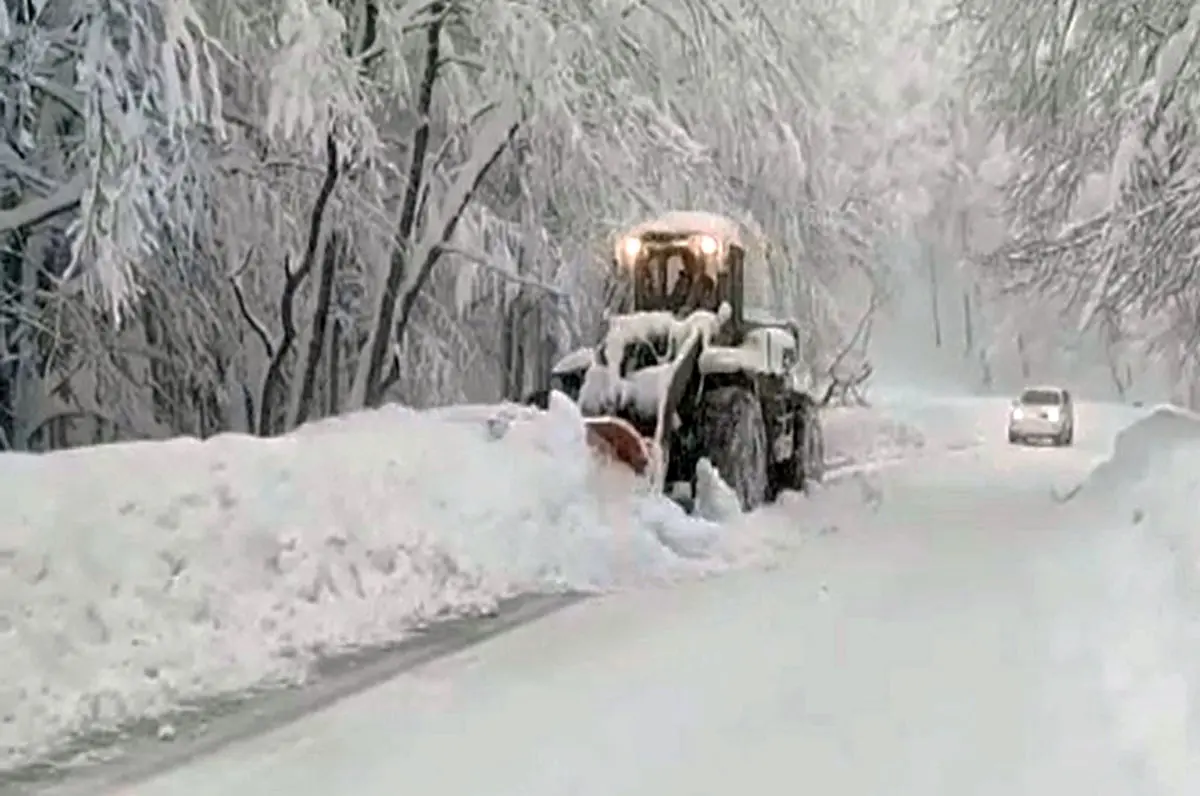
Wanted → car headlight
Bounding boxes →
[1045,408,1060,421]
[622,237,641,258]
[696,234,718,255]
[1010,408,1024,420]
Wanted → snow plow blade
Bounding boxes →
[584,416,652,475]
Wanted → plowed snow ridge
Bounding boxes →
[0,394,936,769]
[1075,405,1200,791]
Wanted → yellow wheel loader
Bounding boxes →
[539,211,824,512]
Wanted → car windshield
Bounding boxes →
[1020,389,1062,405]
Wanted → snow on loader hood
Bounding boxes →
[0,393,749,768]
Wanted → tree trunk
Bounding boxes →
[288,220,342,429]
[927,243,942,348]
[352,103,522,406]
[0,229,25,449]
[1016,333,1031,379]
[962,289,973,355]
[257,132,340,434]
[352,5,446,409]
[327,318,343,416]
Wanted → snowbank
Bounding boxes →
[1080,404,1200,494]
[822,398,984,472]
[0,395,948,768]
[822,407,925,471]
[1072,405,1200,791]
[1076,405,1200,607]
[0,395,739,768]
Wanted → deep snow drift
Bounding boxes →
[0,393,935,769]
[0,395,709,767]
[1076,404,1200,572]
[821,398,986,472]
[1071,405,1200,791]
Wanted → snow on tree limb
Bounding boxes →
[0,173,85,233]
[2,0,896,445]
[947,0,1200,400]
[350,95,523,408]
[62,0,225,316]
[266,0,378,158]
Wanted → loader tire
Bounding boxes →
[773,401,824,496]
[698,386,769,512]
[801,402,825,486]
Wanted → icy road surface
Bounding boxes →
[55,399,1200,795]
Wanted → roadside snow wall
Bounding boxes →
[0,395,737,768]
[0,393,940,769]
[1073,405,1200,791]
[821,398,986,473]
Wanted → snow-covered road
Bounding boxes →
[40,397,1195,796]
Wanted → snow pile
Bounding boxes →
[821,398,985,472]
[1073,405,1200,791]
[0,394,737,768]
[0,392,958,768]
[1077,405,1200,602]
[822,406,924,470]
[1080,404,1200,495]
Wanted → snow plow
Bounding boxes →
[538,210,824,512]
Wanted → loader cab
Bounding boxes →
[611,211,747,330]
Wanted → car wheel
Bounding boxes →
[1007,428,1020,445]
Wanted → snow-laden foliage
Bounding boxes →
[949,0,1200,404]
[0,0,891,449]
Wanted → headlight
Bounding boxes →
[1011,408,1024,420]
[1045,407,1060,421]
[622,237,641,258]
[696,235,718,255]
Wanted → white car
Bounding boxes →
[1007,386,1075,446]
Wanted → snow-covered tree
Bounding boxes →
[949,0,1200,403]
[0,0,895,449]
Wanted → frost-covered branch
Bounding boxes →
[1,0,888,446]
[946,0,1200,401]
[0,174,85,233]
[229,251,274,360]
[257,132,341,435]
[373,105,522,401]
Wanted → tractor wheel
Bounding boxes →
[772,401,822,496]
[698,386,769,512]
[801,402,825,486]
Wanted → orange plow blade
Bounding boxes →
[583,416,653,475]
